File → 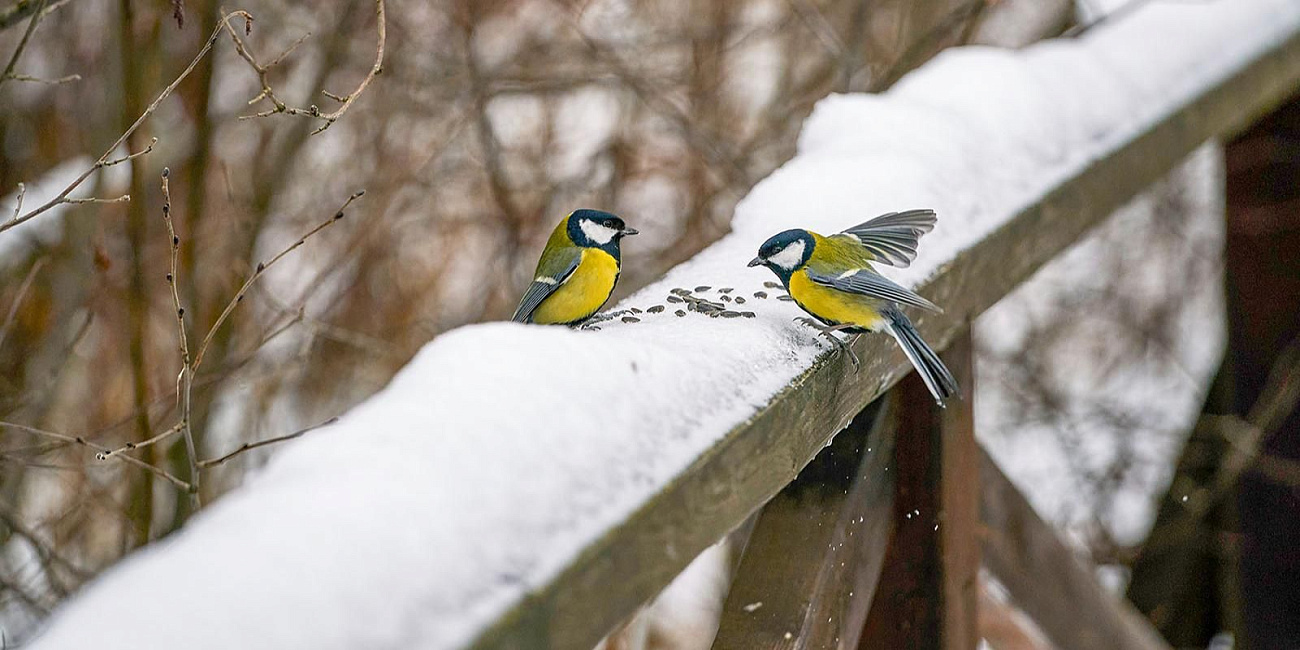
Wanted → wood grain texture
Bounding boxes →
[859,330,978,650]
[712,398,894,650]
[467,26,1300,650]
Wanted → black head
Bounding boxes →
[748,229,814,282]
[567,209,638,256]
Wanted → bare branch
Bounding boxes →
[0,13,251,236]
[0,0,74,31]
[4,72,80,84]
[225,0,384,135]
[0,256,47,351]
[191,190,365,371]
[0,421,192,492]
[63,194,130,206]
[198,416,339,469]
[161,166,200,507]
[0,0,46,94]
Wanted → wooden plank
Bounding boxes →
[979,448,1170,650]
[712,397,894,650]
[859,329,978,650]
[468,26,1300,650]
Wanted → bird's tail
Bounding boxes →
[884,308,959,405]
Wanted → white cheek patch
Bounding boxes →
[579,219,619,245]
[769,240,806,270]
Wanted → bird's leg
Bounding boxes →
[793,318,860,367]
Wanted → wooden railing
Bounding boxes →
[469,14,1300,650]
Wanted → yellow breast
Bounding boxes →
[531,248,620,325]
[788,270,887,331]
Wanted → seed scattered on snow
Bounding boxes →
[741,311,756,318]
[694,285,711,292]
[647,305,665,313]
[734,297,746,304]
[667,296,684,303]
[630,307,643,314]
[720,295,732,302]
[675,310,686,317]
[718,288,733,294]
[720,311,741,318]
[587,326,601,332]
[763,281,780,289]
[754,291,768,299]
[621,316,641,323]
[777,295,794,302]
[670,288,690,296]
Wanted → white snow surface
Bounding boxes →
[30,2,1300,648]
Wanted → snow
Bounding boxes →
[28,1,1300,649]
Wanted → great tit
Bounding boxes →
[512,209,638,325]
[748,209,958,404]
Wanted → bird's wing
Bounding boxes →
[511,247,582,323]
[805,266,941,312]
[836,208,937,268]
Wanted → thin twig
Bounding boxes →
[4,72,80,84]
[0,421,191,491]
[0,0,75,31]
[1,12,251,235]
[8,182,23,221]
[191,189,365,371]
[161,166,200,506]
[0,256,47,351]
[198,416,339,468]
[0,0,46,93]
[225,0,384,135]
[94,422,183,461]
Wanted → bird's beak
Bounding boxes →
[747,257,764,268]
[620,227,639,237]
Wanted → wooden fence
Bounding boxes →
[469,17,1300,650]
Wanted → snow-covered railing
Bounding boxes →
[28,2,1300,649]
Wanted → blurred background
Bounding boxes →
[1,0,1293,647]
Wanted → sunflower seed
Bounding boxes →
[734,296,746,304]
[630,307,643,314]
[763,281,781,289]
[667,296,684,303]
[621,316,641,323]
[754,291,768,299]
[675,310,686,317]
[720,295,732,302]
[718,288,734,294]
[647,305,665,313]
[694,285,712,292]
[741,311,756,318]
[670,288,691,296]
[720,311,742,318]
[777,295,794,302]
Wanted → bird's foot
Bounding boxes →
[577,309,629,329]
[793,318,860,368]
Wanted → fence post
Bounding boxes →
[858,327,978,650]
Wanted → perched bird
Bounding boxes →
[512,209,638,325]
[747,209,958,404]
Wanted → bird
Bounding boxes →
[747,209,958,404]
[512,209,638,325]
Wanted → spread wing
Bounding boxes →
[511,247,581,323]
[837,209,937,268]
[805,267,941,312]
